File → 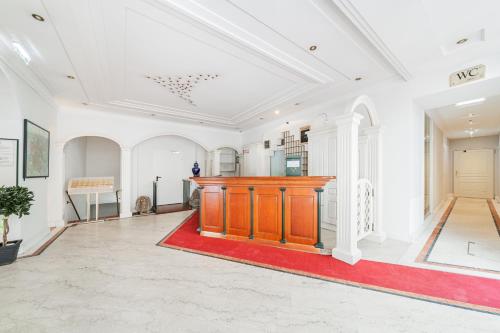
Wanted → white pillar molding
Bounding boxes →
[120,147,133,218]
[362,126,386,243]
[332,113,363,265]
[49,142,66,227]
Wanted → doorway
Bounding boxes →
[454,149,494,198]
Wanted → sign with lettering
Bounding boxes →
[449,64,485,87]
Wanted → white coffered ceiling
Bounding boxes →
[1,0,500,129]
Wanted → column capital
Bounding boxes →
[334,113,363,126]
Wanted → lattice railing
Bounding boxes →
[357,178,374,240]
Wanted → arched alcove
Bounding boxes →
[63,136,121,221]
[131,135,207,211]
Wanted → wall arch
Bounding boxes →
[61,133,124,150]
[132,132,211,152]
[346,95,380,127]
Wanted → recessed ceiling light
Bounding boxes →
[82,102,88,106]
[32,14,45,22]
[259,117,264,120]
[456,38,468,45]
[355,77,362,81]
[171,151,180,154]
[274,110,280,115]
[455,97,485,107]
[11,42,31,65]
[66,75,75,80]
[151,113,156,117]
[294,102,301,106]
[199,121,204,124]
[309,45,317,51]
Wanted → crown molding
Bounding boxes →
[331,0,412,81]
[147,0,334,84]
[0,48,57,109]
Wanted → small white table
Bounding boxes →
[67,177,115,221]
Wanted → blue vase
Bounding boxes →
[192,162,200,177]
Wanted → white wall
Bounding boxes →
[63,137,87,221]
[132,136,206,208]
[0,61,57,253]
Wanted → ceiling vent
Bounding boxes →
[441,29,485,55]
[145,74,219,106]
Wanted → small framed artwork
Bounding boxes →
[300,126,310,143]
[23,119,50,179]
[0,138,19,186]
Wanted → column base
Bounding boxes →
[120,211,132,219]
[365,231,386,243]
[332,247,362,265]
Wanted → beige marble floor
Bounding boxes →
[427,198,500,272]
[1,211,499,332]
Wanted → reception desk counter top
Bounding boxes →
[190,176,335,252]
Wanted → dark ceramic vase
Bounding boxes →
[192,162,200,177]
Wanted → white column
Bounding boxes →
[49,142,66,227]
[332,113,363,265]
[120,147,132,218]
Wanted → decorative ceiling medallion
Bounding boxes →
[145,74,220,106]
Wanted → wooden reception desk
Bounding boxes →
[190,176,335,252]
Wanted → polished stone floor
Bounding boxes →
[427,198,500,272]
[1,211,499,332]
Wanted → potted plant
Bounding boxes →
[0,186,34,265]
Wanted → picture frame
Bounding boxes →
[23,119,50,179]
[0,138,19,186]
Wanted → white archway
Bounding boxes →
[132,132,211,152]
[62,136,122,222]
[131,134,208,210]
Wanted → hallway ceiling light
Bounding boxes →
[355,77,363,81]
[274,110,280,115]
[171,151,180,154]
[11,42,31,65]
[66,75,75,80]
[456,38,468,45]
[455,97,485,107]
[31,14,45,22]
[309,45,317,51]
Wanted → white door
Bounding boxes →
[153,150,184,205]
[454,149,494,198]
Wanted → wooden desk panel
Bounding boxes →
[226,187,251,237]
[285,188,317,246]
[253,187,282,241]
[201,185,223,233]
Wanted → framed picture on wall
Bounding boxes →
[0,138,19,186]
[23,119,50,179]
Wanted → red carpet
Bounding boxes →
[159,212,500,315]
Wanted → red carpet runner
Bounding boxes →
[159,212,500,315]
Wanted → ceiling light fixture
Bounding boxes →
[355,77,362,81]
[171,151,180,154]
[309,45,317,51]
[11,42,31,65]
[66,75,75,80]
[32,13,45,22]
[259,117,264,120]
[456,38,468,45]
[274,110,280,115]
[455,97,485,107]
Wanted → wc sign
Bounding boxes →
[449,64,485,87]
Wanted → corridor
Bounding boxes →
[426,198,500,272]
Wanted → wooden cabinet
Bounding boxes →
[193,177,334,252]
